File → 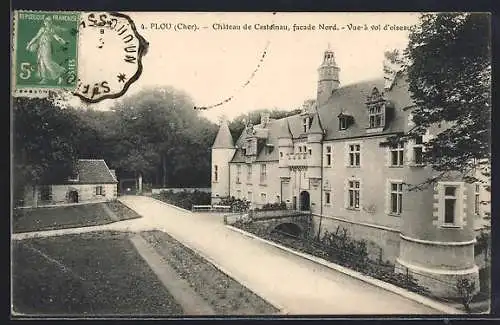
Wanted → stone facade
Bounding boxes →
[21,159,118,207]
[211,47,488,298]
[23,183,118,207]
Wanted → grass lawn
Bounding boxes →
[12,231,183,316]
[141,230,279,315]
[12,201,142,233]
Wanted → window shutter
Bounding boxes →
[358,179,363,210]
[102,186,106,196]
[344,178,349,209]
[344,143,349,166]
[385,144,391,167]
[385,179,391,214]
[331,145,334,166]
[358,143,362,168]
[432,183,441,226]
[461,184,467,226]
[405,139,414,165]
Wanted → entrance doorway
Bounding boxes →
[68,190,79,203]
[299,191,310,211]
[292,196,297,210]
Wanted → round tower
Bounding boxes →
[317,45,340,107]
[278,119,293,179]
[211,120,236,204]
[307,113,323,179]
[396,173,480,298]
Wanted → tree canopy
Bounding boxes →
[228,108,302,142]
[13,97,80,196]
[388,13,491,184]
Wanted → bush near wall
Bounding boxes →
[255,202,287,211]
[219,196,250,212]
[232,221,430,295]
[153,190,211,210]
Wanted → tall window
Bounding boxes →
[325,192,331,205]
[348,180,360,209]
[369,105,383,128]
[390,143,405,167]
[339,117,347,130]
[348,144,361,167]
[96,186,103,196]
[247,165,252,182]
[303,117,309,133]
[40,186,52,201]
[475,184,480,215]
[390,182,403,215]
[413,136,424,165]
[236,165,241,183]
[260,164,267,183]
[236,190,241,199]
[68,172,79,181]
[260,192,267,203]
[325,145,332,166]
[213,165,218,182]
[444,186,458,224]
[248,191,253,202]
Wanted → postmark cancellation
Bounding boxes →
[12,10,148,103]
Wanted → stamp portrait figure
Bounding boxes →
[26,16,67,84]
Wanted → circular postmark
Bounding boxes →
[74,12,149,103]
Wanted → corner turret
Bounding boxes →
[211,120,236,204]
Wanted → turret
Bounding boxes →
[317,45,340,107]
[307,113,324,179]
[277,118,293,178]
[211,119,236,204]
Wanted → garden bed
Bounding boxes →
[12,201,141,233]
[231,221,491,314]
[141,230,279,315]
[152,190,211,211]
[12,231,182,316]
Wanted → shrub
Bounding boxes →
[457,277,476,313]
[219,196,250,212]
[475,231,490,256]
[257,202,287,211]
[154,190,211,210]
[231,222,430,296]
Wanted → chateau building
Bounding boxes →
[211,47,488,297]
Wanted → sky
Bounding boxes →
[73,12,420,122]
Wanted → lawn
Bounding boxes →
[141,230,279,315]
[12,231,183,316]
[12,201,142,233]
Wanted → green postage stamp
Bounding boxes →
[13,11,80,89]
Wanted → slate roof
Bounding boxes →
[228,75,413,163]
[212,120,235,149]
[46,159,118,185]
[76,159,118,184]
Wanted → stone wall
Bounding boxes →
[312,214,401,263]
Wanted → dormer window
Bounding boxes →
[68,172,79,182]
[339,117,347,130]
[338,112,353,130]
[366,87,391,133]
[303,117,308,133]
[369,105,384,128]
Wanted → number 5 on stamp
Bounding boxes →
[14,11,80,89]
